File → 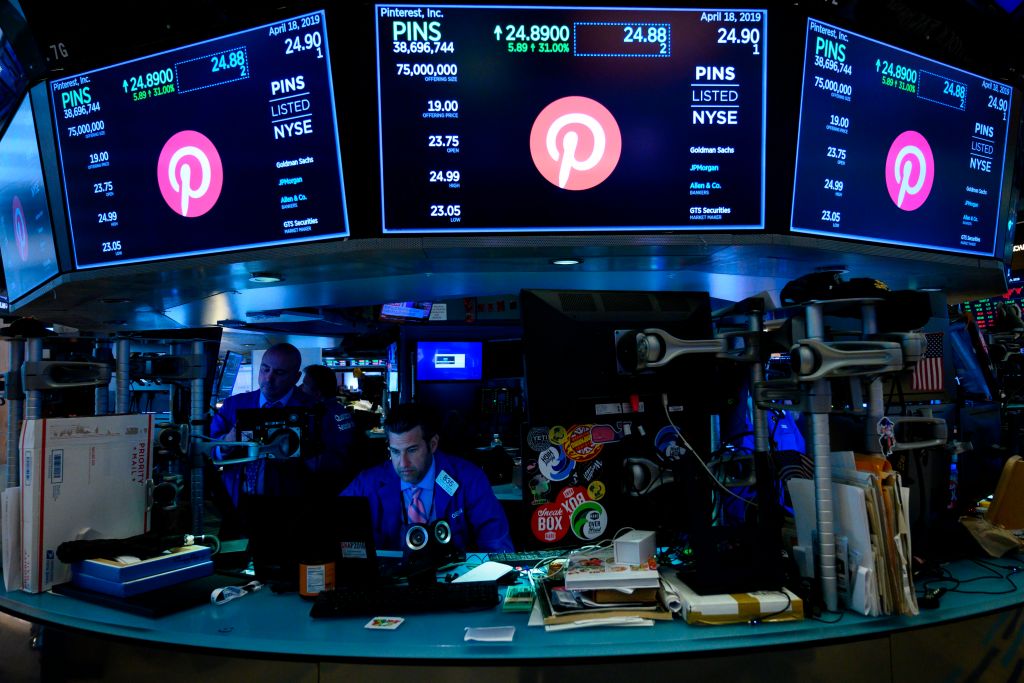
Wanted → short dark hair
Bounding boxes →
[384,403,439,442]
[302,364,337,398]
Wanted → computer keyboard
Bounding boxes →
[309,581,501,617]
[487,549,571,565]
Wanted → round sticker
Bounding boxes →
[587,480,606,501]
[531,502,569,543]
[527,428,551,452]
[537,445,574,482]
[565,424,604,462]
[548,425,568,445]
[571,500,608,540]
[528,474,552,505]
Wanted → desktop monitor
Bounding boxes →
[0,93,59,302]
[48,9,349,269]
[520,289,715,423]
[375,4,767,233]
[415,340,483,381]
[791,18,1018,256]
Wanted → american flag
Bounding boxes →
[911,332,944,392]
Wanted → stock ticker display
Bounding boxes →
[49,10,348,269]
[791,18,1015,256]
[375,5,767,233]
[0,95,59,301]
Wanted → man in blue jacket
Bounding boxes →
[211,343,342,505]
[342,403,514,553]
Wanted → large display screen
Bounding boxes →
[791,18,1014,256]
[49,10,348,269]
[376,5,767,233]
[0,95,59,301]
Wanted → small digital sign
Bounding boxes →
[415,340,482,380]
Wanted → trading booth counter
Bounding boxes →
[1,560,1023,682]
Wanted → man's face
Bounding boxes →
[388,426,437,485]
[258,350,301,403]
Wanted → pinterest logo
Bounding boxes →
[885,130,934,211]
[157,130,224,217]
[11,196,28,261]
[530,96,621,190]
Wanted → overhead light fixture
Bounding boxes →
[248,272,283,283]
[550,258,582,266]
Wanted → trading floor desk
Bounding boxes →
[1,560,1023,682]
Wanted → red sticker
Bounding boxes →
[564,424,604,462]
[531,502,569,544]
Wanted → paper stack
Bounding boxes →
[531,546,672,630]
[788,451,918,617]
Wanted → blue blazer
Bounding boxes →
[210,389,327,503]
[342,450,514,553]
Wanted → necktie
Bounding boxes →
[408,486,427,524]
[245,401,281,494]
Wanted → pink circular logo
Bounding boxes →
[885,131,934,211]
[157,130,224,218]
[11,196,27,262]
[530,96,621,191]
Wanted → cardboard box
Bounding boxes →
[674,580,804,625]
[21,414,153,593]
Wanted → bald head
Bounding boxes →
[258,343,302,402]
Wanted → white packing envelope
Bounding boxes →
[787,477,880,616]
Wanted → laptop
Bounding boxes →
[240,494,380,586]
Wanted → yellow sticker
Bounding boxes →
[548,425,568,445]
[587,480,606,501]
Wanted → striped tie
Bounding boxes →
[408,486,427,524]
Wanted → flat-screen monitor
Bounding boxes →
[0,94,59,302]
[380,301,433,321]
[415,340,482,381]
[520,289,715,423]
[376,5,767,233]
[961,287,1024,331]
[212,350,243,405]
[0,31,27,135]
[0,1,42,137]
[791,18,1016,256]
[49,9,348,269]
